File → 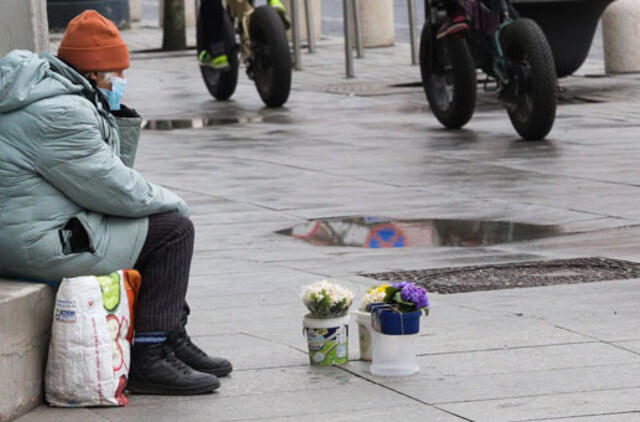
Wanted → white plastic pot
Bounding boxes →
[303,314,349,366]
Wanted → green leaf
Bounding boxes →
[397,303,417,313]
[393,291,413,306]
[384,287,400,303]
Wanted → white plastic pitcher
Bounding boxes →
[352,311,373,361]
[369,332,419,377]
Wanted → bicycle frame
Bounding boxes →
[425,0,515,84]
[219,0,256,58]
[487,0,514,83]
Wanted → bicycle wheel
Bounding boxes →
[419,21,477,129]
[198,11,239,101]
[249,5,292,108]
[501,18,557,140]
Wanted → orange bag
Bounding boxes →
[123,269,142,344]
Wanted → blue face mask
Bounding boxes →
[99,77,127,111]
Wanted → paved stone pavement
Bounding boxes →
[21,19,640,422]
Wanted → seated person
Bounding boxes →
[0,10,231,395]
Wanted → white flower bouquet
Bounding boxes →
[302,280,354,319]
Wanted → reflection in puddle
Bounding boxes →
[143,116,265,130]
[277,217,562,248]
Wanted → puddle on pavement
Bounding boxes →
[143,116,265,130]
[277,217,562,248]
[142,112,297,130]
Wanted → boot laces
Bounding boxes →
[175,332,207,357]
[162,344,192,376]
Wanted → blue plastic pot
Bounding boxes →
[369,304,421,335]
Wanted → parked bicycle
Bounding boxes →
[197,0,292,108]
[419,0,557,140]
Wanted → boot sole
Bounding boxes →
[200,364,233,378]
[127,378,221,396]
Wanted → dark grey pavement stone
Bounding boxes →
[362,257,640,294]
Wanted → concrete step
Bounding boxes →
[0,280,55,422]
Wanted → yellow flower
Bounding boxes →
[374,284,389,295]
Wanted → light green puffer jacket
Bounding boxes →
[0,50,189,282]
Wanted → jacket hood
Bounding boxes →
[0,50,85,114]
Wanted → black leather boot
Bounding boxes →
[168,330,233,377]
[128,342,220,395]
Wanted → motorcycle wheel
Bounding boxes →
[419,22,477,129]
[502,18,557,140]
[199,12,239,101]
[249,5,292,108]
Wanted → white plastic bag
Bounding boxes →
[45,270,138,407]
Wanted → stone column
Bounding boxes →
[130,0,143,22]
[0,0,49,58]
[284,0,322,42]
[358,0,394,47]
[0,283,56,421]
[602,0,640,73]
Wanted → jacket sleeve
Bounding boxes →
[33,99,190,218]
[112,104,142,168]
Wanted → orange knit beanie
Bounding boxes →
[58,10,130,73]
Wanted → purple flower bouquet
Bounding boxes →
[374,281,430,316]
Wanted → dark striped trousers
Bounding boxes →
[133,212,194,332]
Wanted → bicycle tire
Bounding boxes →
[249,5,292,108]
[419,22,477,129]
[502,18,557,140]
[198,12,239,101]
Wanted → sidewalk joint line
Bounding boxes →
[160,183,305,219]
[554,325,640,356]
[416,340,600,357]
[431,385,640,406]
[233,363,309,372]
[436,151,640,192]
[335,366,475,421]
[239,332,309,355]
[225,155,405,189]
[512,409,640,421]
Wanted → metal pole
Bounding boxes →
[352,0,364,58]
[291,0,302,70]
[342,0,354,77]
[195,0,201,50]
[304,0,316,53]
[408,0,418,65]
